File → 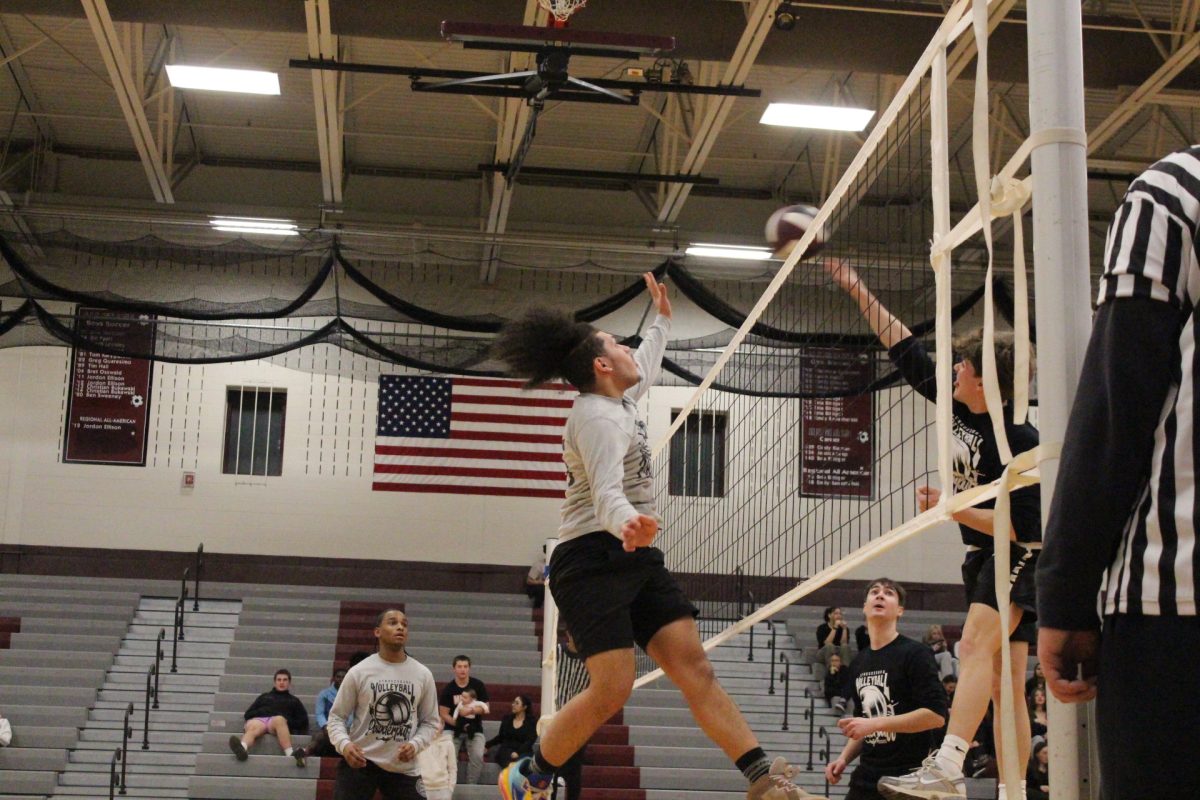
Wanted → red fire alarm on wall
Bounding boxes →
[182,471,195,488]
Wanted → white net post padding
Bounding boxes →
[1025,2,1094,798]
[929,26,954,510]
[539,537,559,721]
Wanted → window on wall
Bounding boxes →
[223,387,286,476]
[668,409,727,497]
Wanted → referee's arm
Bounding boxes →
[1038,297,1181,631]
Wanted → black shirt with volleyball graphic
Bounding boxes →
[888,336,1042,549]
[845,633,947,790]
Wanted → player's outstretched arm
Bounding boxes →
[822,258,913,349]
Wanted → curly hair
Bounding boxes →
[491,308,603,391]
[952,329,1036,403]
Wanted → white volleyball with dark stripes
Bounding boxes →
[764,203,827,259]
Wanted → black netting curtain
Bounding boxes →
[0,236,1019,397]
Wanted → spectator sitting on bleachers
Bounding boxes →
[437,654,490,784]
[854,623,869,653]
[1028,686,1049,740]
[228,668,309,767]
[485,693,537,768]
[923,624,958,679]
[298,663,351,760]
[0,710,11,747]
[1027,739,1050,800]
[823,653,850,716]
[526,545,547,609]
[814,606,854,678]
[1025,660,1045,699]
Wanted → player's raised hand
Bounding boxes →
[621,514,659,551]
[643,272,672,318]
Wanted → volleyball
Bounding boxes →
[764,203,827,259]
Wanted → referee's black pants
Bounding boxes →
[1098,614,1200,800]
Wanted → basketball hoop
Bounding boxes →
[538,0,587,26]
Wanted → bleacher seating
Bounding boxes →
[0,571,1015,800]
[0,579,138,800]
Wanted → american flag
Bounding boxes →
[373,375,572,498]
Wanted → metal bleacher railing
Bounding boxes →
[108,746,123,800]
[193,543,204,612]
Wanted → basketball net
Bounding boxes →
[538,0,586,27]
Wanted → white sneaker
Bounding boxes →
[746,757,822,800]
[876,755,966,800]
[832,697,847,715]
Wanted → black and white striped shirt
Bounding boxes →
[555,644,590,709]
[1040,146,1200,626]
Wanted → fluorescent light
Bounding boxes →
[210,216,298,236]
[685,244,773,261]
[166,65,280,95]
[760,103,874,132]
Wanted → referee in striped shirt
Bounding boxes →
[1039,146,1200,799]
[552,627,591,800]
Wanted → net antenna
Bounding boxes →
[538,0,587,26]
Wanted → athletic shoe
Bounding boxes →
[832,697,847,715]
[291,747,307,767]
[228,736,248,761]
[877,755,966,800]
[498,756,553,800]
[747,757,821,800]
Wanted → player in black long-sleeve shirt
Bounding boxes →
[818,257,1039,800]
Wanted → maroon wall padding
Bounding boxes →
[0,616,19,649]
[1,544,966,611]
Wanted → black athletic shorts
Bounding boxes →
[548,531,698,660]
[961,544,1038,644]
[845,783,886,800]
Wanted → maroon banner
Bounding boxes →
[800,347,874,498]
[63,308,156,466]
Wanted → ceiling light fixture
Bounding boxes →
[165,65,281,95]
[760,102,874,132]
[210,216,298,236]
[685,244,774,261]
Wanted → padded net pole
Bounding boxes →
[539,537,560,718]
[1025,2,1094,798]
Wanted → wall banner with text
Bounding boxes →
[63,307,156,466]
[800,347,875,499]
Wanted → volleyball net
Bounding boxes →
[615,1,1081,794]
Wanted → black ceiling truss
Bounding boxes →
[291,47,757,184]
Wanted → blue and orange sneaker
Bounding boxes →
[498,756,553,800]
